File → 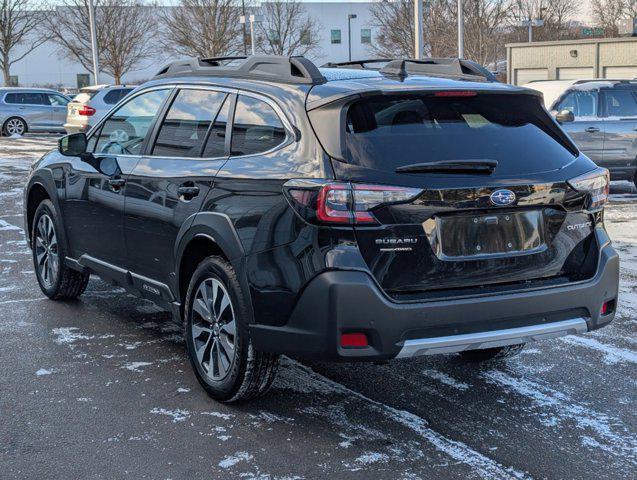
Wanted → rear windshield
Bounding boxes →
[72,91,99,103]
[344,93,578,175]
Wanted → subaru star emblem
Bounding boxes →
[490,189,516,206]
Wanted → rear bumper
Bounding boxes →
[250,230,619,361]
[63,122,88,134]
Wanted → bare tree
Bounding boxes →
[462,0,512,65]
[43,0,156,84]
[369,0,511,64]
[591,0,627,36]
[159,0,242,58]
[255,0,321,56]
[0,0,45,85]
[368,0,414,57]
[508,0,580,42]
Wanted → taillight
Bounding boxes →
[284,180,422,225]
[78,105,96,116]
[568,168,609,211]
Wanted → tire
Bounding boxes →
[458,344,525,363]
[184,256,279,402]
[31,200,90,300]
[3,116,27,136]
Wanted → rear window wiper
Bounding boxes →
[395,159,498,174]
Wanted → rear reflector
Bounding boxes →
[601,300,615,315]
[340,333,368,348]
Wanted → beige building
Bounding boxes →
[506,37,637,85]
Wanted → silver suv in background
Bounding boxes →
[64,84,135,133]
[526,79,637,187]
[0,88,70,136]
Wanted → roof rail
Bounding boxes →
[379,58,499,82]
[154,55,326,85]
[321,58,390,70]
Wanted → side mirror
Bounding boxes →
[555,110,575,124]
[58,133,87,156]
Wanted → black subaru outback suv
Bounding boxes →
[24,56,619,401]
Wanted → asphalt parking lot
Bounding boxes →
[0,135,635,479]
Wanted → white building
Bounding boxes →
[10,2,378,88]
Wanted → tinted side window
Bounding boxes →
[103,88,133,105]
[94,89,170,155]
[5,92,45,105]
[556,90,598,118]
[23,92,46,105]
[231,96,286,156]
[604,89,637,117]
[152,89,226,158]
[202,95,231,158]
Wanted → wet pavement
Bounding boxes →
[0,135,635,479]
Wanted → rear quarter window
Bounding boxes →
[103,88,133,105]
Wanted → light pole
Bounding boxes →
[241,0,247,55]
[240,14,261,55]
[519,18,544,43]
[88,0,100,84]
[347,14,357,62]
[414,0,423,59]
[457,0,464,58]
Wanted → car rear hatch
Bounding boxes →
[66,89,100,127]
[306,88,607,300]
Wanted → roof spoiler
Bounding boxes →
[322,57,498,83]
[155,55,327,85]
[380,58,498,82]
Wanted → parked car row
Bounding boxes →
[0,85,135,136]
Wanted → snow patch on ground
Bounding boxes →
[561,336,637,365]
[35,368,52,376]
[121,361,153,372]
[285,361,530,479]
[201,411,234,420]
[0,219,22,232]
[482,370,637,463]
[52,327,95,345]
[422,369,471,391]
[150,407,190,423]
[354,452,389,465]
[218,451,253,469]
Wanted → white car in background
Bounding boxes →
[64,84,136,133]
[521,80,578,110]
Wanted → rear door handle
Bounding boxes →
[178,185,200,200]
[108,178,126,189]
[585,127,600,133]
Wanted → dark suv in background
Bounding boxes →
[24,56,619,402]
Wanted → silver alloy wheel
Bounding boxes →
[191,277,237,380]
[5,118,25,135]
[34,214,59,289]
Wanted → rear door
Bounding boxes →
[314,91,599,298]
[599,86,637,172]
[554,88,605,164]
[123,87,231,282]
[45,93,70,128]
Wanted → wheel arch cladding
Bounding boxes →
[26,182,52,245]
[175,212,247,308]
